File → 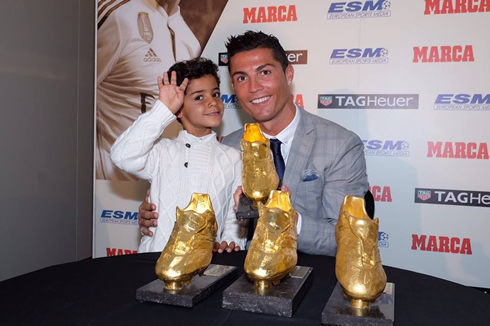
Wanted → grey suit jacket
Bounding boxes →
[222,107,369,256]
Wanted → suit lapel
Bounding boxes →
[283,109,315,196]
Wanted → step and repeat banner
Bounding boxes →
[94,0,490,288]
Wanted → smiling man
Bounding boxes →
[139,31,369,256]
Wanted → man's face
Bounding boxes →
[229,48,294,127]
[178,74,224,137]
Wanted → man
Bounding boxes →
[97,0,201,180]
[139,31,369,256]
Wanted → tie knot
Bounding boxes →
[270,138,282,152]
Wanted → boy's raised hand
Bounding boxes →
[157,71,189,114]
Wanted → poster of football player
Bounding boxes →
[96,0,228,181]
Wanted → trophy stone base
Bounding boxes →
[222,266,313,317]
[136,264,237,307]
[322,282,395,326]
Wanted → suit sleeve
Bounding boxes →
[110,100,177,181]
[297,133,368,256]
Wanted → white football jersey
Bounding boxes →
[96,0,201,180]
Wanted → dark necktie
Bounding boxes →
[270,138,285,187]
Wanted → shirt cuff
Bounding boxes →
[296,212,302,234]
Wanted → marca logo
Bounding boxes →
[414,188,490,207]
[327,0,391,19]
[218,52,228,66]
[424,0,490,15]
[330,48,389,64]
[221,94,241,110]
[434,94,490,111]
[363,140,410,157]
[285,50,308,64]
[106,248,138,257]
[369,186,392,202]
[427,142,489,159]
[243,5,297,23]
[413,45,474,63]
[411,234,472,255]
[378,231,389,248]
[100,210,139,226]
[318,94,419,109]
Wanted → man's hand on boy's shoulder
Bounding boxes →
[214,241,241,254]
[157,71,188,114]
[138,189,158,237]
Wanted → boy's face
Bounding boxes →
[177,74,224,137]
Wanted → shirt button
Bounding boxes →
[186,143,191,148]
[184,162,188,168]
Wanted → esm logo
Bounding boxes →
[363,140,410,157]
[327,0,391,19]
[424,0,490,15]
[434,94,490,111]
[413,45,474,63]
[100,210,138,226]
[221,94,241,110]
[411,234,472,255]
[330,48,389,64]
[243,5,297,23]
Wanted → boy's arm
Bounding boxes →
[218,158,247,251]
[110,100,177,180]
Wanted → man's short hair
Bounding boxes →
[225,30,289,73]
[168,57,220,93]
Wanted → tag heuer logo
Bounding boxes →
[417,190,431,201]
[218,53,229,66]
[138,12,154,44]
[319,96,333,107]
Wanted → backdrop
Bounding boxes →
[94,0,490,288]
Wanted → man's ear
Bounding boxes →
[286,65,294,85]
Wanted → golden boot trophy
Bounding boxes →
[241,123,279,206]
[244,190,297,290]
[335,195,387,309]
[155,193,217,291]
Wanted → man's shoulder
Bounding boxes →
[299,108,357,140]
[221,129,243,150]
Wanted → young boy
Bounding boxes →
[111,58,246,253]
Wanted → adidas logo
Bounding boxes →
[144,48,161,63]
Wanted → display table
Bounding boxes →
[1,251,488,325]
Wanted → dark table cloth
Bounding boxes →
[1,251,488,326]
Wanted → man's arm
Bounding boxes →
[296,134,368,256]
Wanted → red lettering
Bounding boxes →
[461,238,473,254]
[427,141,442,157]
[243,7,256,23]
[452,45,463,62]
[463,45,475,61]
[455,142,466,158]
[443,142,454,157]
[467,142,477,159]
[257,7,266,22]
[427,236,438,251]
[441,0,454,13]
[425,0,441,14]
[413,46,428,63]
[439,236,450,252]
[450,237,460,253]
[455,0,467,12]
[268,6,277,22]
[106,248,117,257]
[478,143,489,159]
[429,46,440,62]
[469,0,479,12]
[440,46,451,62]
[412,234,427,250]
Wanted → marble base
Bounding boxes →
[322,282,395,326]
[222,266,313,317]
[136,264,237,307]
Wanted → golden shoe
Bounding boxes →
[244,190,297,290]
[155,193,217,290]
[335,195,387,309]
[241,123,279,206]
